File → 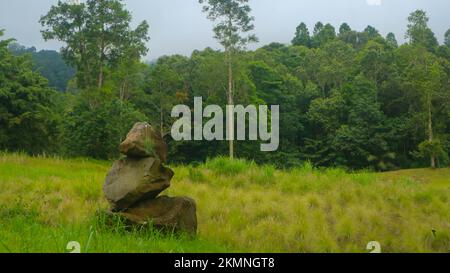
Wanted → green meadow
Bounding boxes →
[0,153,448,253]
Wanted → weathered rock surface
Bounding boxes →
[103,122,197,235]
[103,157,174,211]
[119,122,168,162]
[115,196,197,235]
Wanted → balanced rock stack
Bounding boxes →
[103,122,197,235]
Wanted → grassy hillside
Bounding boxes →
[0,153,448,253]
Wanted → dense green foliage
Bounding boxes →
[37,0,150,159]
[160,10,450,170]
[61,96,146,159]
[39,0,149,90]
[8,43,75,91]
[0,31,60,154]
[0,2,449,169]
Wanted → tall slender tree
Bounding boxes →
[404,47,445,168]
[338,23,351,36]
[386,32,398,48]
[364,25,381,40]
[312,23,336,47]
[405,10,438,51]
[313,22,324,36]
[199,0,258,159]
[292,22,311,47]
[445,29,450,47]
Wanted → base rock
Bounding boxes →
[114,196,197,235]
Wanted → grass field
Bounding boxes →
[0,153,448,253]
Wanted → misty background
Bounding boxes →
[0,0,449,61]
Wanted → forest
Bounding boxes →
[1,0,450,171]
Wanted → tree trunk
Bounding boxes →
[227,50,234,159]
[98,65,104,89]
[98,26,105,89]
[424,60,436,169]
[120,82,125,101]
[160,106,164,139]
[428,94,436,168]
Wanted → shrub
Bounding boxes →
[205,156,254,176]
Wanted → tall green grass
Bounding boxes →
[205,156,254,176]
[0,153,449,253]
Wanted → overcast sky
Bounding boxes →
[0,0,449,61]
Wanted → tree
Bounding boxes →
[111,53,147,102]
[445,29,450,47]
[62,95,146,159]
[40,0,149,90]
[312,23,336,47]
[386,32,398,48]
[146,61,185,137]
[313,22,324,36]
[339,23,351,36]
[338,27,369,49]
[0,30,60,154]
[9,43,75,91]
[247,59,304,166]
[305,89,345,166]
[358,40,395,87]
[364,25,381,40]
[292,22,311,47]
[315,40,356,92]
[334,75,390,169]
[199,0,258,159]
[403,47,446,168]
[405,10,438,51]
[414,139,446,168]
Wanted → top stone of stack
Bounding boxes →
[119,122,168,162]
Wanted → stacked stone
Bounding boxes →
[103,122,197,235]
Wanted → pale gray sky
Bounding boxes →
[0,0,449,61]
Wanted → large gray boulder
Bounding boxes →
[103,157,174,211]
[119,122,168,162]
[116,196,197,235]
